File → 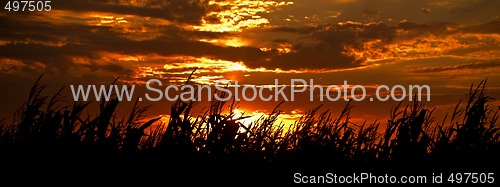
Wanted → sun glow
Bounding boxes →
[231,108,303,130]
[199,37,248,47]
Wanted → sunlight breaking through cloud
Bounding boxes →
[193,0,294,32]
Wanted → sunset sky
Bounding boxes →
[1,0,500,124]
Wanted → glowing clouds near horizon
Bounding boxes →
[354,32,500,64]
[127,56,250,85]
[162,57,248,73]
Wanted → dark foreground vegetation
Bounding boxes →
[0,75,498,184]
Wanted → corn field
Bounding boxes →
[0,74,498,184]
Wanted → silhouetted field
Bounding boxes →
[0,75,498,184]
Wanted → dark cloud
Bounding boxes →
[0,16,271,76]
[267,0,500,26]
[462,20,500,34]
[243,20,500,70]
[0,43,93,70]
[1,2,500,77]
[55,0,212,24]
[396,22,454,37]
[243,22,397,70]
[412,62,500,73]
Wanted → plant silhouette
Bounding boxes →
[0,74,498,184]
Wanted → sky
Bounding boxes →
[1,0,500,124]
